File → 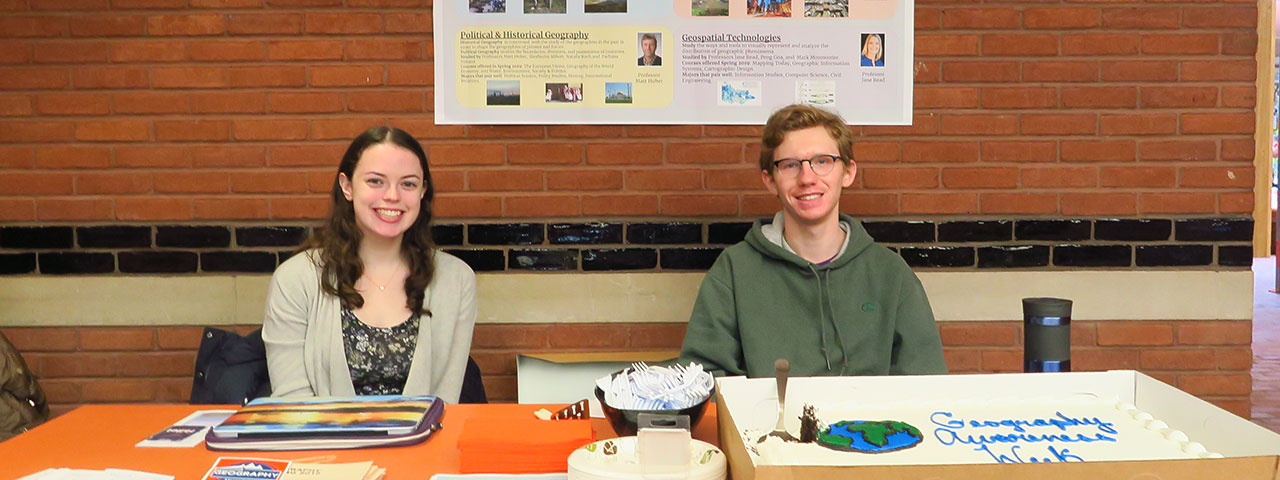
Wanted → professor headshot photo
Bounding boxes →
[638,32,662,66]
[861,33,885,67]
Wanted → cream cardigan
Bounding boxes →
[262,249,477,403]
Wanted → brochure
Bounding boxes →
[136,410,236,448]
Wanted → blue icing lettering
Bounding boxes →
[930,412,963,429]
[933,411,1116,435]
[935,429,1116,446]
[977,445,1085,464]
[930,409,1122,463]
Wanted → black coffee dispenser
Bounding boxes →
[1023,297,1072,372]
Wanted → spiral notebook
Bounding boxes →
[205,395,444,451]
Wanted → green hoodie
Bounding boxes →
[679,213,947,378]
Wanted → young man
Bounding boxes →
[679,104,947,378]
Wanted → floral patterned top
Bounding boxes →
[341,308,419,395]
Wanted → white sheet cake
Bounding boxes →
[749,395,1222,466]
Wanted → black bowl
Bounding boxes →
[593,381,713,437]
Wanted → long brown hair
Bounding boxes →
[304,126,436,317]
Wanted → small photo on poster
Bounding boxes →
[525,0,566,13]
[469,0,506,13]
[795,80,836,106]
[486,80,521,106]
[638,33,662,66]
[861,33,885,67]
[605,82,633,104]
[718,80,762,106]
[804,0,845,17]
[692,0,728,16]
[546,83,583,103]
[585,0,626,13]
[747,0,791,17]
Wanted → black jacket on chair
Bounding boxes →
[458,356,487,404]
[190,327,271,405]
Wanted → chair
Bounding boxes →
[458,356,488,404]
[190,327,271,405]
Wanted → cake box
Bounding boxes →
[715,370,1280,480]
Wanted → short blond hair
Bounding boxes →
[759,104,855,172]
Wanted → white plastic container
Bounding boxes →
[567,436,726,480]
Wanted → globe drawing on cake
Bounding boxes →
[816,420,923,453]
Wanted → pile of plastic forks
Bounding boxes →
[596,361,714,410]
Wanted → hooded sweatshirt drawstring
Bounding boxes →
[808,264,833,371]
[809,264,848,373]
[825,269,848,375]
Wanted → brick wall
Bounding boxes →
[0,1,1263,418]
[0,1,1259,220]
[1,320,1253,417]
[0,218,1258,274]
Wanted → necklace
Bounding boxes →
[365,264,403,292]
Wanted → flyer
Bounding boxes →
[136,409,235,448]
[433,0,914,125]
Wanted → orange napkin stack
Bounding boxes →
[457,417,595,474]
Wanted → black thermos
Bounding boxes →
[1023,297,1072,372]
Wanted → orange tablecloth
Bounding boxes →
[2,403,719,479]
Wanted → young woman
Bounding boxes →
[861,34,884,67]
[263,127,477,403]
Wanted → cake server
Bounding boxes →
[759,358,797,443]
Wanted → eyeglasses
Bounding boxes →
[771,154,842,177]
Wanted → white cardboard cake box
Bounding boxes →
[516,351,679,417]
[715,370,1280,480]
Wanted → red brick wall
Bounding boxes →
[0,1,1260,420]
[0,1,1259,220]
[2,321,1253,418]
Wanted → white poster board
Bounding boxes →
[433,0,914,125]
